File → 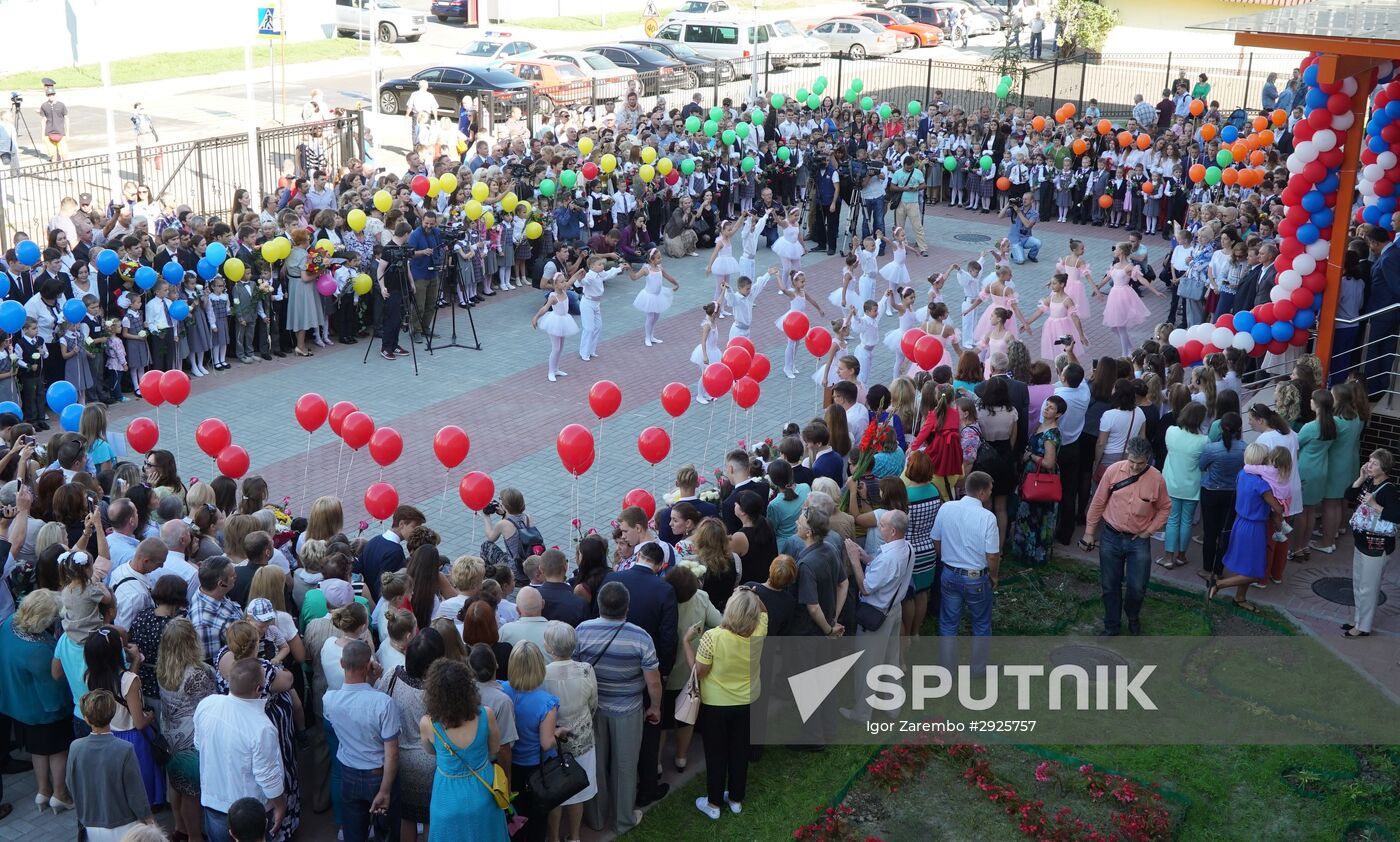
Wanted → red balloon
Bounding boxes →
[1290,329,1311,346]
[702,363,734,398]
[1302,272,1328,293]
[1290,287,1314,309]
[411,175,431,197]
[1181,339,1204,366]
[1327,92,1350,114]
[726,336,755,356]
[160,370,191,406]
[364,481,399,520]
[637,426,671,465]
[295,393,329,432]
[1214,314,1235,331]
[126,417,159,454]
[195,418,231,458]
[216,445,250,479]
[581,162,599,180]
[1267,339,1288,355]
[914,334,944,370]
[458,471,494,511]
[433,425,470,468]
[732,376,760,409]
[369,427,403,467]
[661,382,691,417]
[1257,303,1275,324]
[804,326,832,358]
[341,411,374,450]
[1273,300,1297,322]
[664,170,680,185]
[139,371,164,406]
[720,345,752,379]
[556,423,595,476]
[588,380,622,419]
[1307,108,1332,129]
[1201,343,1220,357]
[900,328,925,361]
[782,310,810,341]
[622,488,656,520]
[748,353,771,383]
[329,401,358,436]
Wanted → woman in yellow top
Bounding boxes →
[681,588,767,822]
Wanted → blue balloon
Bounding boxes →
[62,299,87,324]
[1234,311,1256,332]
[0,274,8,299]
[1377,196,1397,213]
[1381,214,1395,231]
[1371,136,1390,154]
[15,240,40,266]
[1271,321,1294,342]
[1312,208,1334,229]
[0,401,20,419]
[1306,90,1328,110]
[170,300,190,321]
[1295,309,1316,329]
[95,248,120,275]
[205,242,228,266]
[196,258,218,281]
[1319,173,1340,192]
[1296,223,1320,245]
[162,261,185,284]
[1220,125,1239,143]
[1301,191,1325,212]
[1251,322,1273,345]
[45,380,77,414]
[1303,64,1319,86]
[0,300,25,334]
[135,266,157,290]
[1363,204,1383,225]
[59,403,84,432]
[1387,100,1400,119]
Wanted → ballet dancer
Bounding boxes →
[532,270,584,382]
[631,248,682,347]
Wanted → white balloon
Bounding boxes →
[1211,327,1234,348]
[1307,239,1332,259]
[1286,155,1306,174]
[1294,142,1319,163]
[1270,284,1290,303]
[1379,151,1398,170]
[1364,163,1385,181]
[1292,254,1317,275]
[1313,129,1336,151]
[1278,269,1303,290]
[1169,328,1188,347]
[1191,323,1215,343]
[1332,111,1355,131]
[1380,60,1395,79]
[1231,332,1256,352]
[1342,77,1358,96]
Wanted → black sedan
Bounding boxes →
[377,65,531,119]
[584,44,689,95]
[619,39,733,86]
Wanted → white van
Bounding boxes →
[653,18,787,79]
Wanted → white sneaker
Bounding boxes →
[696,395,710,404]
[548,373,557,382]
[652,337,664,344]
[785,369,797,379]
[723,792,742,814]
[556,370,568,377]
[695,797,721,820]
[645,338,653,347]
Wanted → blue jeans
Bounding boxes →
[1099,526,1151,633]
[1165,497,1197,554]
[341,765,400,842]
[1010,236,1041,263]
[938,566,993,636]
[862,197,886,239]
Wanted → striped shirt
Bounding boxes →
[572,619,658,718]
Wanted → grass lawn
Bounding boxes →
[0,38,376,91]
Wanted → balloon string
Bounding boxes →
[341,450,355,501]
[438,468,449,523]
[667,417,676,490]
[703,400,716,477]
[174,407,182,472]
[592,419,603,527]
[301,432,312,513]
[336,439,345,492]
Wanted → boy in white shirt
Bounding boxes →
[723,267,775,343]
[851,300,882,385]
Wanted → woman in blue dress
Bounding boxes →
[1209,443,1283,613]
[419,658,508,842]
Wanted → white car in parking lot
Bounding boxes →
[334,0,425,43]
[456,32,539,65]
[807,17,899,59]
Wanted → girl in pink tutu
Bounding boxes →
[1056,239,1098,323]
[1094,242,1165,355]
[977,307,1017,378]
[919,301,962,374]
[1023,272,1088,361]
[971,266,1029,344]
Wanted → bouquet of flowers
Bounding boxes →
[118,259,139,283]
[677,557,708,580]
[305,243,336,277]
[254,280,275,305]
[842,414,896,510]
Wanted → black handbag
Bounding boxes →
[524,749,590,813]
[855,547,912,632]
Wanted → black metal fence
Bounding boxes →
[0,111,364,250]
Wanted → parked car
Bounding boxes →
[807,17,899,59]
[377,65,531,117]
[902,1,998,37]
[652,19,777,79]
[852,9,942,48]
[586,44,689,95]
[620,39,731,85]
[532,50,640,102]
[964,0,1010,27]
[770,19,828,65]
[430,0,470,22]
[498,59,591,114]
[665,0,735,19]
[455,32,538,65]
[334,0,425,43]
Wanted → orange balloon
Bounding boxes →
[1098,194,1114,209]
[1055,108,1068,124]
[1221,167,1239,186]
[1189,99,1205,116]
[1200,124,1217,142]
[1142,181,1155,194]
[1231,142,1248,160]
[1071,138,1088,155]
[1244,168,1263,187]
[1271,108,1287,126]
[1116,131,1132,147]
[1259,129,1275,145]
[1097,119,1112,135]
[996,177,1011,191]
[1136,133,1151,150]
[1189,163,1207,183]
[1249,149,1266,165]
[1063,102,1077,118]
[1032,116,1046,132]
[1252,116,1268,132]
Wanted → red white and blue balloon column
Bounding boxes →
[1357,79,1400,232]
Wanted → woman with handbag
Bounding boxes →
[661,566,721,774]
[502,642,563,842]
[681,588,767,822]
[1343,449,1399,639]
[419,658,508,842]
[542,621,599,842]
[1008,395,1064,568]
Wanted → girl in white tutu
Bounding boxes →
[881,286,921,380]
[632,248,682,347]
[771,208,806,292]
[737,210,767,284]
[691,301,723,404]
[1022,272,1089,361]
[532,271,583,382]
[706,218,743,318]
[775,270,825,378]
[877,228,910,314]
[827,253,866,310]
[813,316,851,389]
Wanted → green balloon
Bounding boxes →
[538,178,556,198]
[685,115,700,133]
[796,88,809,102]
[721,129,736,146]
[843,90,857,104]
[1204,166,1222,185]
[813,80,827,95]
[741,156,756,172]
[709,106,723,123]
[851,78,863,93]
[771,93,785,109]
[777,146,791,162]
[560,169,577,189]
[703,119,718,137]
[943,155,956,172]
[815,75,827,88]
[860,96,873,112]
[908,100,921,115]
[878,103,892,119]
[751,109,765,125]
[979,154,993,171]
[680,157,696,176]
[1216,149,1233,167]
[806,94,820,110]
[735,122,751,139]
[1000,74,1013,89]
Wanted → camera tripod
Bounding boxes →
[9,98,37,161]
[362,260,422,376]
[427,246,481,354]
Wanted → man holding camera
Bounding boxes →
[888,155,929,256]
[406,211,442,343]
[855,150,886,242]
[375,222,414,361]
[813,150,841,256]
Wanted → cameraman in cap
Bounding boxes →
[39,79,68,162]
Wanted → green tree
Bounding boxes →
[1055,0,1120,57]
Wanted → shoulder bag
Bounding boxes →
[526,744,590,813]
[856,546,913,632]
[434,722,510,811]
[1020,461,1062,503]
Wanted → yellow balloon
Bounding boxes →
[465,199,483,220]
[471,181,489,203]
[373,190,392,213]
[316,238,334,253]
[483,211,495,229]
[525,221,543,240]
[426,176,441,198]
[578,137,594,156]
[600,154,617,174]
[352,273,373,296]
[638,164,656,183]
[439,173,459,194]
[223,257,245,281]
[640,146,657,164]
[501,192,518,213]
[278,237,292,260]
[260,241,279,262]
[456,139,468,155]
[347,209,367,232]
[657,157,673,176]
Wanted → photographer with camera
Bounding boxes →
[813,149,842,256]
[375,222,414,362]
[888,155,929,257]
[856,150,887,242]
[406,210,442,343]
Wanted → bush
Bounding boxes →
[1055,0,1120,57]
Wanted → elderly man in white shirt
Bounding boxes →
[499,586,551,650]
[110,538,168,630]
[842,509,913,720]
[931,471,1000,637]
[195,659,288,838]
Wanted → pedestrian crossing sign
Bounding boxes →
[258,6,281,38]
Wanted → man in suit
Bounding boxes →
[655,466,717,545]
[1232,244,1265,317]
[1250,244,1279,309]
[355,505,425,603]
[719,449,766,533]
[602,522,677,809]
[536,547,587,625]
[976,351,1030,451]
[2,249,34,304]
[1365,224,1400,398]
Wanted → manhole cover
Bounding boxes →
[1311,575,1387,607]
[953,233,991,242]
[1048,644,1130,672]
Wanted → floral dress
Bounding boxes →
[1009,427,1062,568]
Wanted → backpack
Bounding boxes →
[923,413,964,478]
